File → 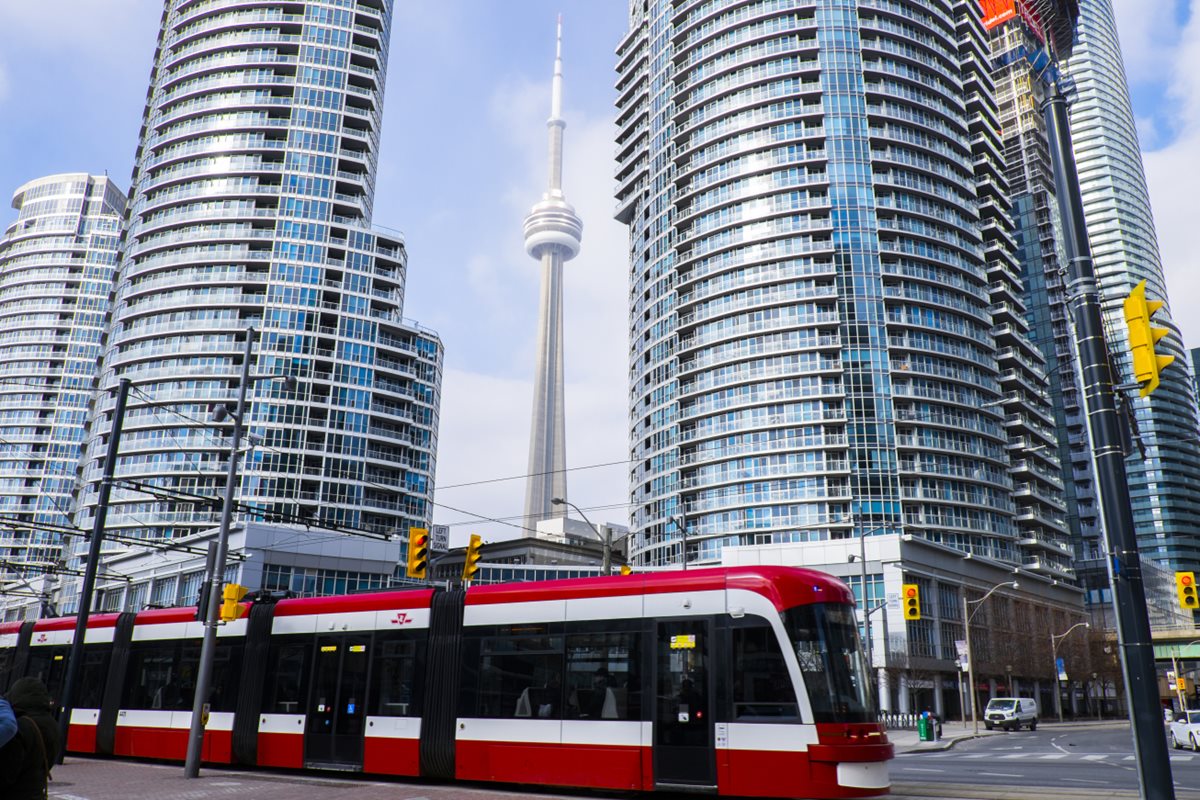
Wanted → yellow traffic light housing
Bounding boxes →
[902,583,921,621]
[1176,571,1198,609]
[220,583,248,622]
[462,533,483,583]
[1123,279,1175,397]
[620,564,633,576]
[406,527,429,579]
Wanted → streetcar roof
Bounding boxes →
[464,566,852,611]
[4,566,852,632]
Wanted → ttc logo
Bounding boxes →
[390,612,411,625]
[35,633,47,643]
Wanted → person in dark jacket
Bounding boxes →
[0,677,56,799]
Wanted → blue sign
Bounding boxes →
[1056,657,1067,681]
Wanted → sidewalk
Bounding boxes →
[889,718,1130,753]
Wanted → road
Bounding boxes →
[894,721,1200,796]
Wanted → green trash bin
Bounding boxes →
[917,715,933,742]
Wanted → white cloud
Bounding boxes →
[1144,1,1200,348]
[430,75,630,542]
[1111,0,1185,84]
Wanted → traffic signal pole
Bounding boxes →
[1043,83,1175,800]
[56,377,130,764]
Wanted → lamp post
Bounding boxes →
[963,580,1018,734]
[1051,621,1090,723]
[184,327,294,778]
[551,497,610,575]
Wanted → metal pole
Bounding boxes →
[1174,656,1183,713]
[56,378,131,763]
[184,327,254,778]
[602,528,612,576]
[958,668,966,727]
[1054,634,1064,724]
[965,591,978,735]
[1044,85,1174,800]
[860,528,873,673]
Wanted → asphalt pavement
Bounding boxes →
[894,720,1200,797]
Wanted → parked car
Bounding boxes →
[1169,710,1200,750]
[984,697,1038,731]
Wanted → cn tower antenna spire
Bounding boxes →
[523,15,583,529]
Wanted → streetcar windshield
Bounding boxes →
[784,604,875,723]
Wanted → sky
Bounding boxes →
[0,1,1196,548]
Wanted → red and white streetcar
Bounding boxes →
[0,566,891,798]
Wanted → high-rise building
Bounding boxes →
[75,1,443,564]
[0,174,125,572]
[614,0,1071,573]
[987,6,1098,574]
[1064,0,1200,572]
[523,19,582,526]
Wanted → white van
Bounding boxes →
[984,697,1038,731]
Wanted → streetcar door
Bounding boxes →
[305,634,370,769]
[653,619,715,788]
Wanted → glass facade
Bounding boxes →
[75,1,442,569]
[1064,0,1200,571]
[616,0,1070,572]
[0,174,125,572]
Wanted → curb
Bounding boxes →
[895,731,1002,754]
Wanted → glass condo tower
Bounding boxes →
[74,0,443,570]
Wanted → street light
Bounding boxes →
[1050,621,1090,723]
[963,580,1019,734]
[184,326,295,778]
[551,497,610,575]
[846,525,886,674]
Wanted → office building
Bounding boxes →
[1063,0,1200,572]
[614,0,1070,576]
[0,174,125,574]
[73,0,443,594]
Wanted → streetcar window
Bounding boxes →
[731,618,799,720]
[76,646,113,709]
[370,636,420,717]
[123,642,198,711]
[784,604,875,724]
[263,639,309,714]
[122,640,242,713]
[472,629,563,719]
[564,631,641,721]
[0,648,13,685]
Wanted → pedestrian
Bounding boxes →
[0,677,57,799]
[0,698,16,748]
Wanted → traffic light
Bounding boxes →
[1176,571,1198,609]
[219,583,248,622]
[620,564,633,576]
[462,533,483,583]
[902,584,921,621]
[406,527,429,579]
[1123,279,1175,397]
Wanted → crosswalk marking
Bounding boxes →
[1038,754,1068,759]
[1082,754,1109,761]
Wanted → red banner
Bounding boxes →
[979,0,1017,29]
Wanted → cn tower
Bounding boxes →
[523,17,582,527]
